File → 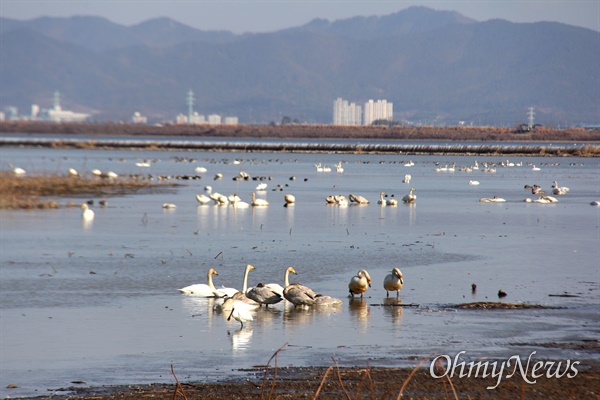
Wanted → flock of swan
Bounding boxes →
[178,264,403,328]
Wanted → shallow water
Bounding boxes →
[1,145,599,398]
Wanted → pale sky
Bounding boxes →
[1,0,598,33]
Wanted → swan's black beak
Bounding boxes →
[227,308,235,321]
[401,278,404,285]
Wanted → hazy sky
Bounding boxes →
[1,0,599,33]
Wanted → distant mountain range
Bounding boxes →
[1,7,598,126]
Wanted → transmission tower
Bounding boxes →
[527,107,535,129]
[53,90,61,110]
[186,90,195,124]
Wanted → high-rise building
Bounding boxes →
[333,97,362,126]
[363,99,393,126]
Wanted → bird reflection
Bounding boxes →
[348,297,370,331]
[229,326,253,353]
[407,203,417,225]
[382,297,404,324]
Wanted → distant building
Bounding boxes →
[207,114,221,124]
[189,112,206,125]
[363,99,393,126]
[40,92,89,123]
[132,112,148,124]
[332,97,362,126]
[176,113,188,124]
[223,116,239,125]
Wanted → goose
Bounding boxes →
[402,188,416,204]
[383,268,404,297]
[227,306,253,329]
[178,268,223,297]
[349,193,369,204]
[284,194,296,206]
[196,194,212,204]
[348,269,371,298]
[81,204,95,221]
[250,192,269,206]
[552,181,570,195]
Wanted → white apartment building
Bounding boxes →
[332,97,362,126]
[363,99,393,126]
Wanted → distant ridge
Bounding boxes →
[1,7,598,125]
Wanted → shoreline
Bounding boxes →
[9,361,600,399]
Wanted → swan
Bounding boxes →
[591,201,600,206]
[335,195,349,206]
[12,166,26,175]
[348,269,371,298]
[378,192,387,206]
[284,194,295,206]
[383,268,404,297]
[403,160,414,167]
[325,195,337,204]
[68,168,78,176]
[469,180,480,186]
[81,204,95,220]
[231,194,250,208]
[349,194,369,204]
[552,181,570,195]
[531,165,541,171]
[540,195,559,203]
[402,174,411,184]
[227,306,253,328]
[228,194,242,203]
[386,196,398,206]
[178,268,222,297]
[162,203,177,209]
[250,192,269,206]
[479,195,506,203]
[256,182,268,191]
[265,266,297,297]
[283,282,318,308]
[196,194,212,204]
[195,166,207,173]
[533,196,551,203]
[336,162,344,173]
[313,293,343,307]
[246,283,283,307]
[402,188,416,204]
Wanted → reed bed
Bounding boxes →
[0,172,174,209]
[2,137,599,156]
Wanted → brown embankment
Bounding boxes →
[2,121,599,156]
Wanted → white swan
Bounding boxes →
[336,162,344,173]
[402,188,416,204]
[178,268,222,296]
[402,174,411,184]
[378,192,388,206]
[256,182,268,191]
[479,195,506,203]
[68,168,78,176]
[81,204,95,220]
[531,165,541,171]
[348,269,371,298]
[231,194,250,208]
[284,194,296,206]
[162,202,177,209]
[349,194,369,204]
[250,192,269,206]
[383,268,404,297]
[469,180,480,186]
[12,166,26,175]
[196,194,212,204]
[552,181,570,195]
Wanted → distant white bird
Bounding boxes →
[162,203,177,209]
[12,166,26,175]
[383,268,404,297]
[479,195,506,203]
[195,166,208,173]
[336,162,344,173]
[92,169,102,176]
[68,168,78,176]
[256,182,268,191]
[106,171,118,179]
[227,306,254,328]
[469,180,480,186]
[348,269,371,298]
[378,192,387,206]
[231,194,250,208]
[349,193,369,204]
[404,160,414,167]
[284,193,295,207]
[250,192,269,206]
[196,194,212,204]
[552,181,570,195]
[403,174,411,184]
[402,188,417,204]
[81,204,95,221]
[531,165,541,171]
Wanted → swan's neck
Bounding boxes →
[207,271,216,291]
[284,269,290,287]
[242,267,251,292]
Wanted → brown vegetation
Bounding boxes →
[0,172,175,209]
[2,121,600,142]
